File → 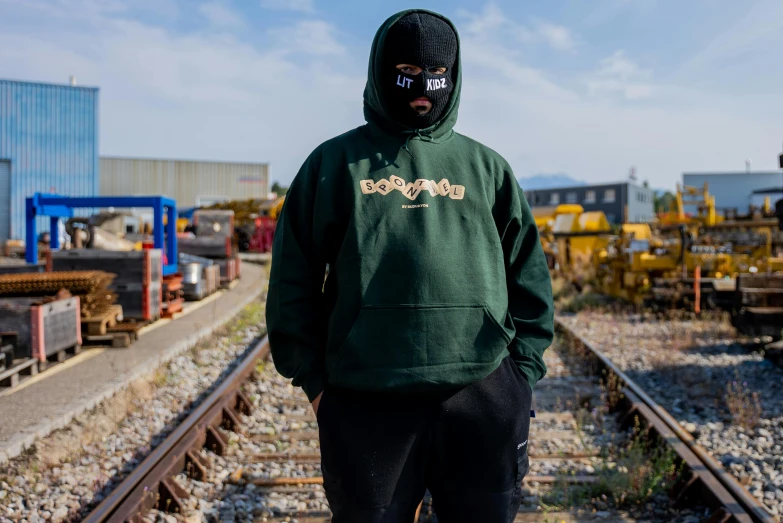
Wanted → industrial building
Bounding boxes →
[0,79,99,241]
[683,171,783,212]
[99,156,269,210]
[0,78,271,244]
[522,181,655,225]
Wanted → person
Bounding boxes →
[266,8,554,523]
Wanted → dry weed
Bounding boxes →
[725,378,763,431]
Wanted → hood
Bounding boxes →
[363,9,462,139]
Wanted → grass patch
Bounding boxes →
[725,376,763,431]
[153,368,169,387]
[543,418,680,510]
[559,291,610,314]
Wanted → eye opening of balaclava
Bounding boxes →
[382,12,458,130]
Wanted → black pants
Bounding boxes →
[317,356,533,523]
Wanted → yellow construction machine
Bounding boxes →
[657,182,721,230]
[592,223,673,305]
[635,182,783,309]
[534,204,612,274]
[535,181,782,310]
[591,223,737,307]
[552,207,612,276]
[592,216,783,309]
[532,206,559,270]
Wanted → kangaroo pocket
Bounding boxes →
[333,304,512,378]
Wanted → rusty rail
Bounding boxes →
[84,336,269,523]
[555,318,775,523]
[85,322,775,522]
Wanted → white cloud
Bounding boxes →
[198,1,245,28]
[587,50,653,100]
[0,0,360,183]
[455,6,780,188]
[535,22,576,51]
[459,5,576,52]
[1,0,780,192]
[0,0,124,20]
[460,4,514,37]
[582,0,633,28]
[0,0,178,24]
[269,20,345,56]
[259,0,314,14]
[599,50,640,78]
[682,0,783,76]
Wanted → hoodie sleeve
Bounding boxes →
[266,151,327,402]
[494,168,555,388]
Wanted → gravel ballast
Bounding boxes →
[559,311,783,520]
[0,302,266,523]
[142,338,688,522]
[0,303,748,522]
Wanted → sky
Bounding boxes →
[1,0,782,190]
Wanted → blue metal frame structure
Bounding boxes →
[25,193,178,276]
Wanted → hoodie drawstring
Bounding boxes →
[402,129,434,159]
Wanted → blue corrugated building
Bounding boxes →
[0,79,99,242]
[683,172,783,213]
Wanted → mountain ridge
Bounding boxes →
[517,173,586,191]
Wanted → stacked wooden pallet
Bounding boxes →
[731,274,783,340]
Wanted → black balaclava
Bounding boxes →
[382,13,458,129]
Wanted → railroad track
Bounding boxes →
[83,325,777,522]
[555,318,776,523]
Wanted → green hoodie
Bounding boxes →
[266,9,554,402]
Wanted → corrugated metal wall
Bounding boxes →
[99,157,269,208]
[0,161,10,239]
[0,79,99,241]
[683,172,783,212]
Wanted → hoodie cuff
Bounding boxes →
[300,371,327,403]
[508,338,547,387]
[511,356,542,388]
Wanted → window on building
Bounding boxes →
[566,192,577,204]
[584,190,596,204]
[606,213,616,224]
[550,193,560,205]
[604,189,616,203]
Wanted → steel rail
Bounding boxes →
[84,336,269,523]
[555,318,775,523]
[86,321,775,523]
